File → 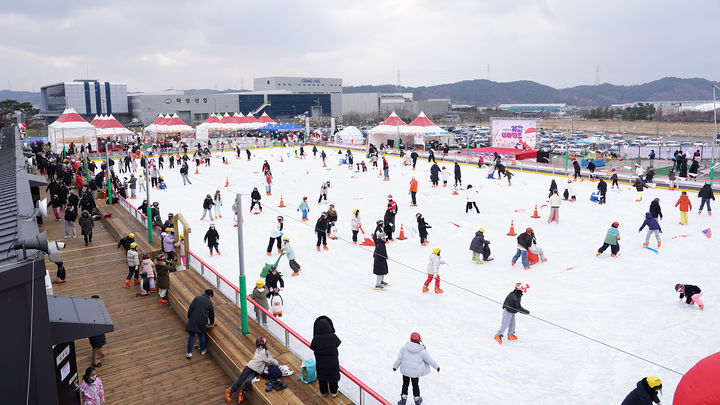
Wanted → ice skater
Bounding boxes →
[597,178,607,204]
[297,196,309,221]
[675,283,703,310]
[250,187,262,213]
[572,160,582,181]
[409,177,418,206]
[454,161,462,186]
[281,237,301,276]
[318,181,330,204]
[213,190,223,218]
[204,223,220,256]
[596,221,620,257]
[373,225,389,290]
[351,209,362,243]
[224,337,282,404]
[315,212,329,251]
[675,191,692,225]
[416,213,431,246]
[698,181,714,215]
[610,169,619,189]
[548,190,561,223]
[511,228,533,269]
[494,283,530,344]
[469,228,492,264]
[393,332,439,405]
[201,194,215,221]
[638,212,661,248]
[266,216,283,256]
[441,166,449,187]
[465,185,479,213]
[422,248,445,294]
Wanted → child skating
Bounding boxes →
[675,283,704,310]
[351,209,362,244]
[494,283,530,344]
[393,332,440,405]
[422,248,446,293]
[297,196,309,221]
[281,237,301,276]
[469,228,492,264]
[675,191,692,225]
[416,213,431,246]
[596,222,620,257]
[638,212,661,248]
[204,223,221,255]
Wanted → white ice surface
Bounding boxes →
[141,147,718,404]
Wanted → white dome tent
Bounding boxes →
[334,126,364,145]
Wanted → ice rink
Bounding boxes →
[135,146,718,404]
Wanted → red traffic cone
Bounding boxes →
[323,160,327,167]
[452,186,459,195]
[195,166,199,174]
[398,224,407,240]
[531,204,540,218]
[278,196,286,207]
[225,177,229,187]
[507,220,516,236]
[280,154,284,162]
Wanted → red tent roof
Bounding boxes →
[204,114,221,124]
[103,115,125,129]
[258,112,275,123]
[245,114,258,123]
[220,113,233,124]
[379,111,406,126]
[407,111,436,127]
[89,115,100,126]
[230,113,246,124]
[165,114,188,127]
[55,108,88,124]
[150,114,166,125]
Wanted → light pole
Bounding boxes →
[236,194,249,334]
[144,155,153,243]
[105,141,112,204]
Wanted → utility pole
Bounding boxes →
[594,64,600,86]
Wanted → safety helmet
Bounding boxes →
[282,237,290,243]
[612,221,619,228]
[410,332,422,343]
[675,284,684,292]
[353,209,359,215]
[416,213,422,218]
[168,213,174,217]
[255,336,267,348]
[388,194,393,199]
[515,283,530,293]
[433,248,441,255]
[130,242,138,249]
[646,376,662,390]
[303,196,307,200]
[277,216,283,221]
[256,279,265,288]
[156,254,165,261]
[478,228,485,233]
[525,227,533,233]
[206,194,211,198]
[142,253,149,259]
[128,233,135,239]
[269,265,277,272]
[165,228,172,232]
[180,235,184,240]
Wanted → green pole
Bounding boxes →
[564,150,569,171]
[236,193,249,334]
[144,157,153,243]
[105,146,113,205]
[63,145,66,160]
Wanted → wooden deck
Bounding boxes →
[40,197,235,404]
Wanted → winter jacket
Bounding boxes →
[204,228,219,247]
[373,238,388,275]
[202,197,214,209]
[88,333,106,348]
[430,164,440,181]
[668,170,676,181]
[310,316,342,383]
[466,188,479,202]
[441,168,449,181]
[162,233,175,253]
[80,195,96,213]
[265,271,284,293]
[315,216,328,233]
[269,221,283,238]
[118,236,134,251]
[79,213,94,235]
[350,213,361,231]
[649,200,663,219]
[587,161,596,171]
[621,378,661,405]
[155,262,172,289]
[327,207,338,222]
[251,189,262,201]
[214,195,223,207]
[417,217,431,237]
[573,160,581,172]
[186,293,214,333]
[128,177,137,189]
[549,194,562,207]
[246,347,278,374]
[409,179,418,192]
[611,172,619,182]
[64,206,77,222]
[173,238,186,256]
[549,180,558,193]
[426,253,445,275]
[141,258,155,278]
[634,179,646,192]
[281,243,295,260]
[393,342,439,378]
[126,249,140,267]
[516,232,533,250]
[638,213,661,232]
[252,287,269,310]
[319,182,329,195]
[604,227,620,245]
[297,200,309,211]
[597,180,607,194]
[675,195,692,212]
[387,200,398,215]
[566,181,576,197]
[698,184,715,200]
[679,284,701,304]
[469,231,487,253]
[502,290,529,314]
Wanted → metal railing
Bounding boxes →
[113,194,391,405]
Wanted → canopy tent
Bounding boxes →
[163,113,194,133]
[195,113,222,139]
[367,112,406,147]
[334,126,364,144]
[368,111,449,148]
[257,112,275,124]
[256,122,304,132]
[144,114,170,134]
[47,108,97,153]
[93,114,133,136]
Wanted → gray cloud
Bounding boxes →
[1,0,718,92]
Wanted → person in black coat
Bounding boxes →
[310,316,341,397]
[416,213,431,245]
[410,151,419,169]
[494,284,530,344]
[587,160,596,179]
[264,266,285,297]
[186,289,215,358]
[453,162,462,186]
[88,295,107,367]
[469,229,492,262]
[649,198,662,220]
[572,160,582,180]
[427,148,435,163]
[621,377,662,405]
[250,187,262,212]
[698,182,715,214]
[597,179,607,204]
[675,283,703,309]
[373,229,389,289]
[548,179,558,198]
[315,212,328,250]
[383,210,395,241]
[429,163,440,187]
[204,224,220,255]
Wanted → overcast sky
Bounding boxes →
[2,0,718,92]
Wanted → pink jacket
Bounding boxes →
[141,259,155,278]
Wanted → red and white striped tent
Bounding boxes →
[93,114,133,136]
[257,112,275,124]
[48,108,96,152]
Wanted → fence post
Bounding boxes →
[235,290,240,306]
[359,387,365,405]
[284,330,290,348]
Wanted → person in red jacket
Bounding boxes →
[675,191,692,225]
[409,177,418,206]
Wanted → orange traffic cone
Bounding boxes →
[195,166,199,174]
[278,196,286,207]
[397,224,407,240]
[452,186,459,195]
[323,160,327,167]
[507,220,516,236]
[280,154,284,162]
[225,177,229,187]
[531,204,540,218]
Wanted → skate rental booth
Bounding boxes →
[469,119,538,161]
[367,111,450,150]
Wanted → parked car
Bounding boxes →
[664,141,680,147]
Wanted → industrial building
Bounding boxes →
[497,103,566,116]
[342,92,450,119]
[40,80,128,120]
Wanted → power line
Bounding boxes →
[191,157,685,377]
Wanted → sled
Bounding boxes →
[271,292,284,317]
[527,251,540,266]
[589,191,600,203]
[260,254,284,278]
[358,225,375,246]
